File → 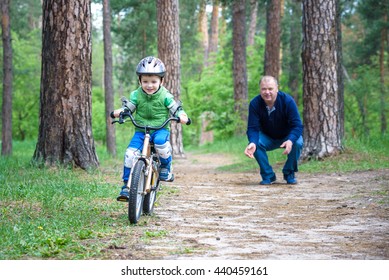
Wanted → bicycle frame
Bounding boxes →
[135,131,158,195]
[111,97,190,223]
[114,109,179,194]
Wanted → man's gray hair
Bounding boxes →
[260,75,278,86]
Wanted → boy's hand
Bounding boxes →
[112,109,124,118]
[179,114,189,124]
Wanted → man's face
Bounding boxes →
[260,79,278,105]
[140,75,162,95]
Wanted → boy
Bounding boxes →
[112,56,189,201]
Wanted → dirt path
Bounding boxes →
[108,152,389,260]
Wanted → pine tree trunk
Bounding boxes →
[247,0,258,47]
[198,0,209,65]
[103,0,116,157]
[336,0,344,140]
[288,0,302,105]
[232,0,248,135]
[1,0,13,156]
[301,0,343,159]
[208,0,219,55]
[379,13,387,134]
[264,0,281,80]
[156,0,185,158]
[33,0,99,169]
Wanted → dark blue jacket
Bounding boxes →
[246,91,303,144]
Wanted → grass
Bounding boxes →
[1,141,138,259]
[1,135,388,259]
[190,135,389,174]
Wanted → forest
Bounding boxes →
[1,0,389,263]
[1,0,387,163]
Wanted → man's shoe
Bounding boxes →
[260,174,276,185]
[284,173,297,184]
[117,185,129,202]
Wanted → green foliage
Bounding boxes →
[2,0,387,151]
[181,36,265,144]
[183,59,234,142]
[344,62,388,138]
[180,0,203,77]
[10,30,41,141]
[91,87,106,143]
[91,39,104,88]
[10,0,41,39]
[110,0,158,89]
[247,37,266,100]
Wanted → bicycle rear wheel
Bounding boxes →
[128,160,146,224]
[143,174,159,215]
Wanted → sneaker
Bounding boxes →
[117,184,129,202]
[260,174,276,185]
[160,167,174,182]
[284,173,297,184]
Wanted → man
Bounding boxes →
[244,75,303,185]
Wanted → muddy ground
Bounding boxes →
[105,153,389,260]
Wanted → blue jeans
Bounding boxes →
[122,129,171,182]
[253,132,303,180]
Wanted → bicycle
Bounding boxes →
[111,97,191,224]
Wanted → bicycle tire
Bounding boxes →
[128,160,146,224]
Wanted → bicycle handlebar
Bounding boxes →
[110,110,191,130]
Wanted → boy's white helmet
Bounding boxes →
[136,56,166,77]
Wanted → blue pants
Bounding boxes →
[253,132,303,180]
[122,129,171,182]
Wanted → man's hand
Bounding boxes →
[244,143,256,159]
[280,140,293,155]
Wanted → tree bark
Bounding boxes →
[232,0,248,135]
[301,0,344,159]
[103,0,116,157]
[336,0,344,140]
[208,0,219,55]
[198,0,209,65]
[288,0,302,105]
[264,0,281,80]
[1,0,13,156]
[34,0,99,169]
[247,0,258,47]
[156,0,185,158]
[379,13,387,134]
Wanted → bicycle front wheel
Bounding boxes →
[128,160,146,224]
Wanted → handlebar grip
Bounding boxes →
[110,111,115,119]
[177,117,191,125]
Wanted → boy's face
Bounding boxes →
[140,75,163,95]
